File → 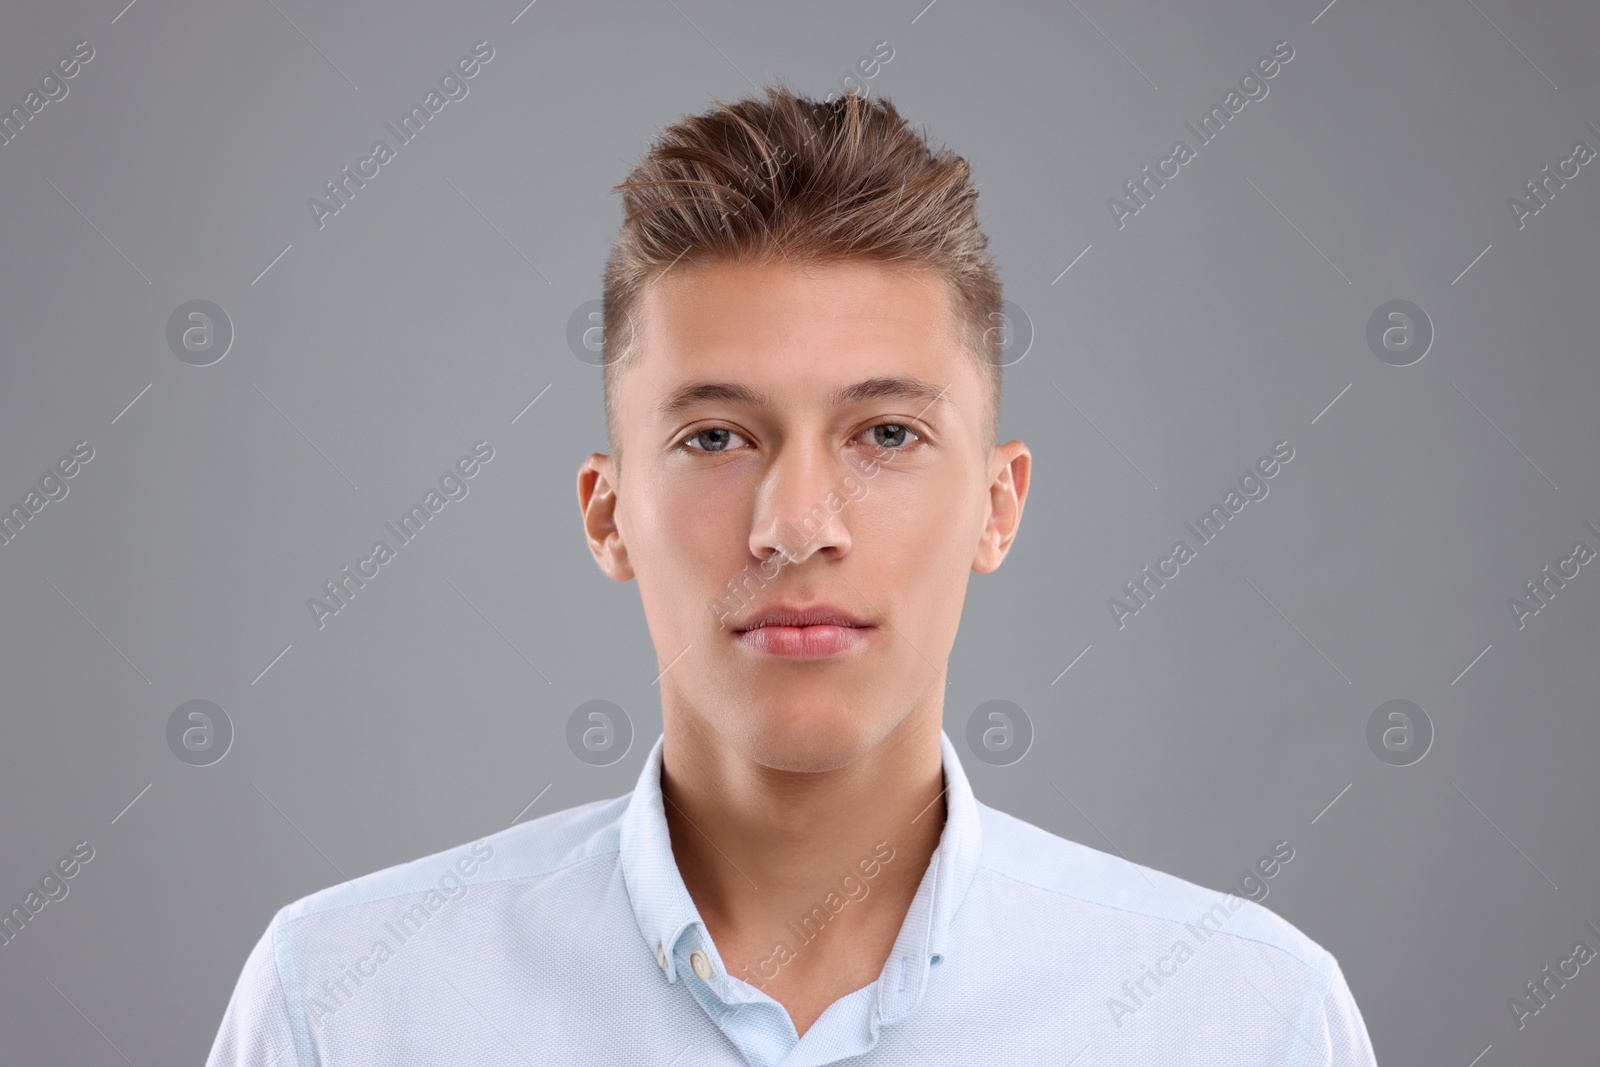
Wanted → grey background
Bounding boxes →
[1,0,1596,1063]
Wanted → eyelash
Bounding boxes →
[676,422,925,455]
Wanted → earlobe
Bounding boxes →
[577,454,634,581]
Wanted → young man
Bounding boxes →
[208,86,1378,1066]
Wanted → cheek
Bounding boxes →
[861,474,980,597]
[629,472,748,595]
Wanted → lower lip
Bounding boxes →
[734,624,871,658]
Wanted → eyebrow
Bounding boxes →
[653,376,953,422]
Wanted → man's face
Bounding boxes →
[579,259,1028,772]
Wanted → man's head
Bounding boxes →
[578,84,1029,773]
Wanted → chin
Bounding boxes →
[734,701,881,773]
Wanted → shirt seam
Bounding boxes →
[1285,951,1337,1067]
[269,910,311,1067]
[279,845,622,927]
[271,847,623,1065]
[975,861,1329,978]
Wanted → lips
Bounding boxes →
[732,604,872,632]
[729,603,876,658]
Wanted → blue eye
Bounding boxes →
[681,427,748,452]
[867,423,921,449]
[678,423,922,454]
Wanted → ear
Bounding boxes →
[972,440,1030,574]
[577,453,633,581]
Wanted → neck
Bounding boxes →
[659,702,947,995]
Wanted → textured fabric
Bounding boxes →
[207,731,1379,1066]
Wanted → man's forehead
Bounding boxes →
[630,259,966,422]
[637,258,958,340]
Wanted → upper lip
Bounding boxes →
[734,604,872,632]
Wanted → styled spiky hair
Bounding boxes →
[601,82,1002,466]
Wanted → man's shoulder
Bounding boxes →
[273,790,630,930]
[973,799,1331,981]
[207,793,636,1065]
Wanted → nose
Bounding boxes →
[748,439,854,567]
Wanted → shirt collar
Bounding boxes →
[618,728,982,1031]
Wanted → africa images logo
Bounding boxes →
[307,441,494,630]
[307,41,495,230]
[1107,40,1295,229]
[1107,440,1295,629]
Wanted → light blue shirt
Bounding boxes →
[207,731,1378,1065]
